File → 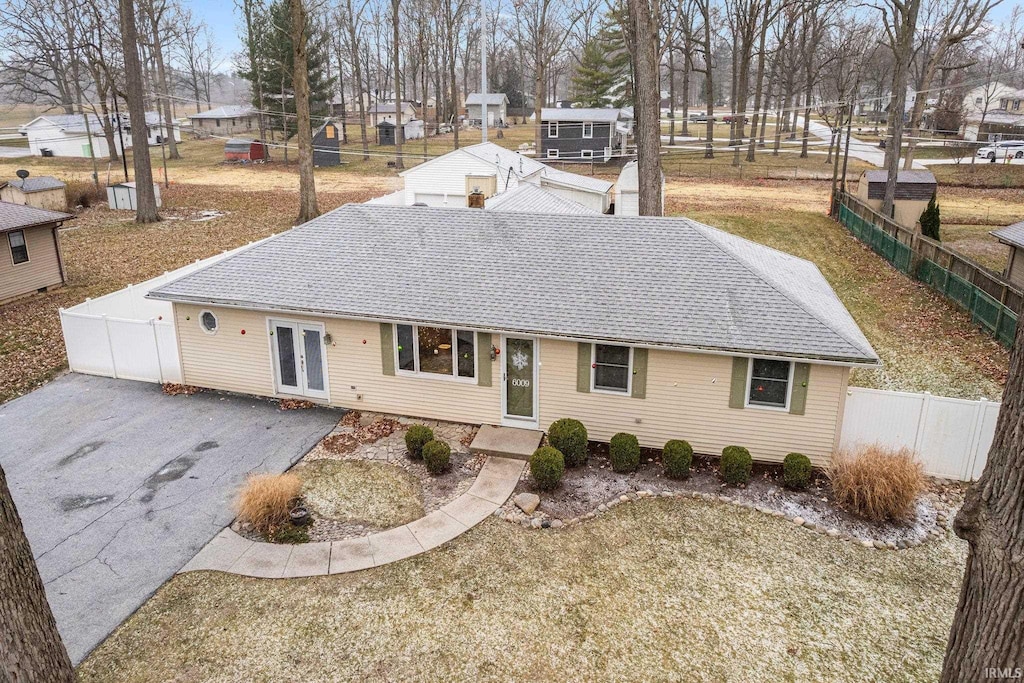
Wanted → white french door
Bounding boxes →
[269,319,329,400]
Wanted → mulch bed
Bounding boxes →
[512,442,965,546]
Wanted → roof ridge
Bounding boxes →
[687,221,872,356]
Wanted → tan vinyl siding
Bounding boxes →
[0,225,63,302]
[0,187,67,211]
[174,305,848,465]
[174,304,501,423]
[537,338,847,467]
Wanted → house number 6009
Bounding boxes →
[511,378,531,388]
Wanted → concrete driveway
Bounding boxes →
[0,374,339,664]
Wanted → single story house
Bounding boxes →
[368,101,418,127]
[614,160,664,216]
[465,93,509,126]
[856,170,936,231]
[188,106,259,137]
[485,183,597,215]
[396,142,613,212]
[20,114,127,158]
[148,204,878,466]
[540,108,625,162]
[224,139,267,162]
[990,221,1024,288]
[0,201,72,303]
[0,176,67,211]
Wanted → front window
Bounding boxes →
[547,121,558,138]
[747,358,792,408]
[582,122,593,138]
[8,230,28,264]
[395,324,475,380]
[592,344,631,393]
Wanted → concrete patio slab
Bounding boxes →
[282,542,332,578]
[329,537,375,574]
[230,541,292,579]
[368,525,424,565]
[406,510,467,550]
[441,492,499,528]
[179,528,254,573]
[470,424,543,459]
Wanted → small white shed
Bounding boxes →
[107,182,162,210]
[614,160,664,216]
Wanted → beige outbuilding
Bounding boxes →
[0,176,67,211]
[149,205,878,467]
[855,169,937,232]
[0,202,72,304]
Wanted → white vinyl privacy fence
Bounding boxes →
[60,239,270,384]
[839,387,998,481]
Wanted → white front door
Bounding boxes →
[501,335,538,427]
[269,319,329,400]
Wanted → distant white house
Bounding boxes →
[143,112,182,145]
[465,93,509,126]
[20,114,127,158]
[187,105,259,137]
[367,142,613,213]
[962,82,1024,120]
[368,101,418,127]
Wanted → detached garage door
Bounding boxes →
[413,192,464,207]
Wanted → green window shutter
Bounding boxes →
[576,343,592,393]
[789,363,811,415]
[379,323,395,376]
[631,348,648,399]
[729,357,748,409]
[477,333,492,386]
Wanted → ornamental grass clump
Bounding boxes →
[828,445,924,522]
[662,439,693,479]
[235,472,302,536]
[422,439,452,475]
[720,446,752,485]
[530,446,565,490]
[547,418,589,467]
[609,433,640,473]
[405,425,434,459]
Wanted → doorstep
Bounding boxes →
[470,424,544,460]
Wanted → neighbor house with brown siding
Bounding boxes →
[0,202,72,304]
[149,205,878,466]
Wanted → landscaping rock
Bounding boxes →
[551,519,564,529]
[873,540,886,550]
[514,493,541,515]
[792,517,805,526]
[861,539,874,548]
[826,528,839,537]
[530,518,543,529]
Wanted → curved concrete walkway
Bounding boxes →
[179,456,525,578]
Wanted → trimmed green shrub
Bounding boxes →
[662,439,693,479]
[405,425,434,459]
[530,446,565,490]
[720,446,752,485]
[422,439,452,475]
[783,452,813,489]
[547,418,589,467]
[609,433,640,473]
[919,194,941,241]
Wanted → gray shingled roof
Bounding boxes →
[541,166,614,194]
[149,205,877,364]
[991,221,1024,248]
[4,176,65,193]
[486,184,597,215]
[863,170,936,185]
[188,105,257,120]
[466,93,509,105]
[0,201,72,232]
[541,107,621,122]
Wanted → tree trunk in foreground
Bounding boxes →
[118,0,160,223]
[941,321,1024,681]
[391,0,404,169]
[0,464,75,683]
[290,0,319,224]
[627,0,662,216]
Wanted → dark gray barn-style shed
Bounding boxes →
[313,120,344,167]
[376,121,396,146]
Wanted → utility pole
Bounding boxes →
[480,0,487,143]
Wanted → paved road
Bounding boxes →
[0,374,339,664]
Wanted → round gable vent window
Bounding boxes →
[199,310,218,334]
